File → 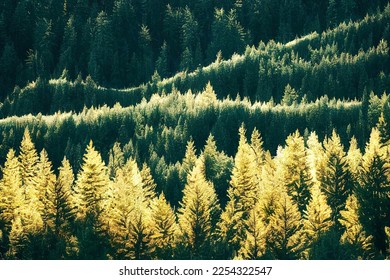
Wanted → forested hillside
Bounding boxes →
[0,1,390,260]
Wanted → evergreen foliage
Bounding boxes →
[0,0,389,261]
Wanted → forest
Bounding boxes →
[0,0,390,259]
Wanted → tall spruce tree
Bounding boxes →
[356,128,390,256]
[177,156,220,259]
[318,130,353,231]
[0,149,23,256]
[279,130,312,215]
[303,185,334,259]
[74,140,110,259]
[217,125,258,256]
[150,193,178,259]
[339,194,374,259]
[19,128,39,203]
[266,192,306,260]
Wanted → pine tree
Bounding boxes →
[74,140,110,259]
[303,185,334,259]
[217,187,245,259]
[140,163,157,204]
[75,140,110,220]
[266,192,306,259]
[7,207,44,259]
[318,130,353,231]
[0,149,23,256]
[377,112,390,146]
[150,193,178,259]
[304,185,333,240]
[107,159,152,259]
[56,157,76,230]
[281,84,299,106]
[203,134,233,206]
[346,137,362,182]
[229,125,259,214]
[19,128,39,198]
[54,157,77,258]
[339,194,374,259]
[237,202,267,260]
[250,128,265,173]
[120,158,144,199]
[180,139,197,184]
[0,149,22,231]
[280,131,312,215]
[356,128,390,256]
[36,149,56,231]
[306,131,325,185]
[156,41,169,78]
[217,125,258,256]
[177,156,220,259]
[108,142,125,179]
[126,207,153,260]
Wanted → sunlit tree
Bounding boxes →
[74,140,110,259]
[356,128,390,256]
[339,194,374,259]
[279,131,312,215]
[318,130,353,231]
[266,192,306,260]
[150,193,178,259]
[177,156,220,259]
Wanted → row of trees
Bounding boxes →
[0,1,389,99]
[1,124,389,259]
[0,83,378,180]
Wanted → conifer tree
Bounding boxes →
[140,163,157,204]
[75,140,110,220]
[237,202,267,260]
[107,159,153,260]
[180,139,197,184]
[177,156,220,259]
[19,128,39,200]
[203,134,233,206]
[339,194,374,259]
[150,193,178,259]
[281,84,299,106]
[74,140,110,259]
[0,149,22,231]
[266,192,306,260]
[250,128,265,173]
[0,149,23,256]
[318,130,353,231]
[126,207,153,260]
[108,142,125,179]
[306,132,325,185]
[304,186,333,241]
[303,185,334,259]
[7,208,44,259]
[217,187,245,258]
[54,157,77,258]
[356,128,390,255]
[229,125,259,214]
[217,125,258,256]
[36,149,56,231]
[346,137,362,182]
[280,131,312,215]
